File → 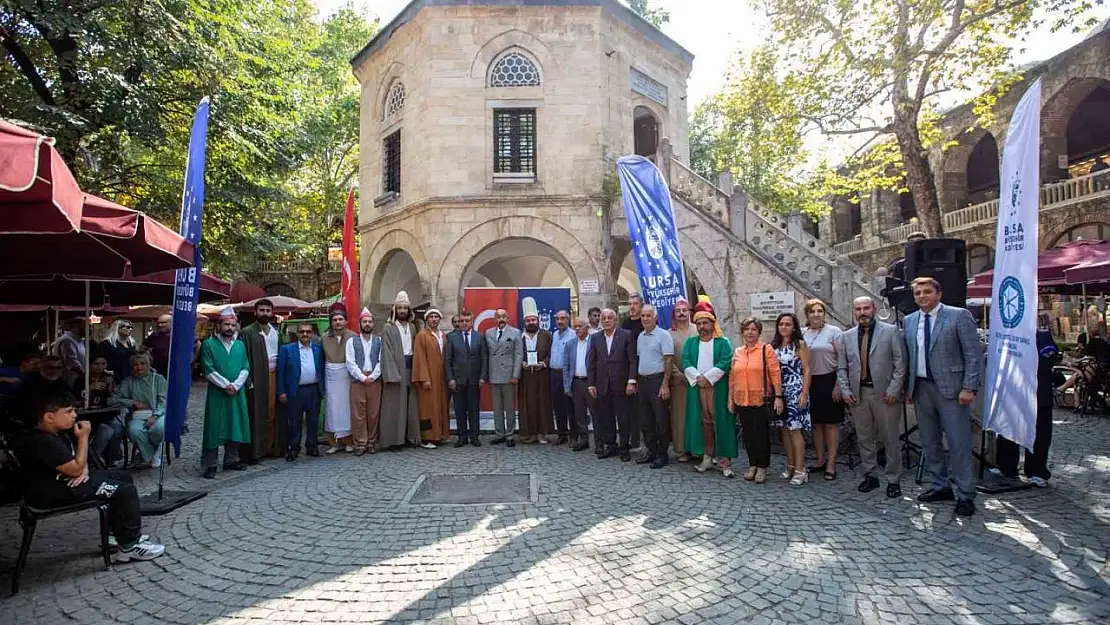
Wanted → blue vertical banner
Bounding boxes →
[165,97,211,456]
[984,80,1041,450]
[517,288,572,332]
[616,155,688,328]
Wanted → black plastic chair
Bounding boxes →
[4,448,111,595]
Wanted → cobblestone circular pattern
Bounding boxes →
[4,424,1110,625]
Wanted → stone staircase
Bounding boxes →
[659,147,886,327]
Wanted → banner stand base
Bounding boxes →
[139,490,207,516]
[976,474,1036,495]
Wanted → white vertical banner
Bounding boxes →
[983,79,1041,450]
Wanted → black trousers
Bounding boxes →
[739,406,771,468]
[453,383,481,439]
[594,389,630,449]
[549,369,572,436]
[29,469,142,546]
[570,378,592,443]
[638,373,670,457]
[995,401,1053,480]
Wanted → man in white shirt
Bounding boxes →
[587,307,602,335]
[346,309,382,455]
[380,291,421,449]
[277,322,325,461]
[562,317,594,451]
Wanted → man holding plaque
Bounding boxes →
[517,297,553,444]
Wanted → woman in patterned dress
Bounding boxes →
[772,313,811,485]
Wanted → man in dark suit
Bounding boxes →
[587,308,637,461]
[444,310,488,447]
[904,277,982,516]
[276,322,325,461]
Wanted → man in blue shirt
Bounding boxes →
[548,310,576,444]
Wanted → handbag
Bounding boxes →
[761,344,776,411]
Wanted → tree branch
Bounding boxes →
[0,25,55,105]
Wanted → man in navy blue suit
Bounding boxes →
[277,322,325,461]
[587,309,638,461]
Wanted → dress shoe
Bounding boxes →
[454,438,469,448]
[858,475,880,493]
[597,446,617,459]
[490,436,506,445]
[471,438,481,447]
[594,445,604,455]
[619,450,631,462]
[285,451,296,462]
[506,438,516,448]
[917,487,955,502]
[954,499,976,516]
[556,435,568,445]
[202,467,217,479]
[650,458,668,469]
[635,454,655,465]
[306,447,321,457]
[886,483,902,498]
[225,462,248,471]
[570,441,589,452]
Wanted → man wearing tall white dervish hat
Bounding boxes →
[380,291,421,449]
[518,297,554,444]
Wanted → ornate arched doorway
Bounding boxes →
[634,105,660,157]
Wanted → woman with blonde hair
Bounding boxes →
[801,299,843,479]
[728,316,783,484]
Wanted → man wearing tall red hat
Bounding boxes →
[380,291,422,449]
[518,297,554,444]
[413,307,450,447]
[199,306,251,479]
[321,304,355,454]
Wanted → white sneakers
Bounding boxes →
[116,539,166,562]
[108,533,148,548]
[151,443,164,468]
[420,442,436,449]
[695,456,714,473]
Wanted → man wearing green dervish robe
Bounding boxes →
[200,308,251,479]
[682,304,736,475]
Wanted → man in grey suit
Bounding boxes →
[562,317,593,451]
[837,296,907,498]
[445,310,488,448]
[485,308,522,447]
[904,277,983,516]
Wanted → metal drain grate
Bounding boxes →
[403,473,536,506]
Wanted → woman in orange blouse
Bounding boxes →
[728,317,783,484]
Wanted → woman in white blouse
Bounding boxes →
[801,299,844,480]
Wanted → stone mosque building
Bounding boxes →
[351,0,886,334]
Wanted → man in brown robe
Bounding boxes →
[380,291,421,449]
[240,298,283,462]
[669,297,696,461]
[413,308,450,447]
[518,297,553,444]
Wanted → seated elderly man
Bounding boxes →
[110,353,168,468]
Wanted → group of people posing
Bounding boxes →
[197,276,1056,518]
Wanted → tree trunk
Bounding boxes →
[891,95,944,237]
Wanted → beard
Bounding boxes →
[525,323,539,333]
[395,310,411,322]
[256,314,271,325]
[361,323,374,334]
[221,330,235,338]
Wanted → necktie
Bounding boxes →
[859,326,870,382]
[923,313,933,378]
[497,328,503,341]
[465,332,470,349]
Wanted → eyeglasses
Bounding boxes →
[298,330,313,335]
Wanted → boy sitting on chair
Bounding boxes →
[15,389,165,562]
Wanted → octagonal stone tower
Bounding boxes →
[351,0,693,316]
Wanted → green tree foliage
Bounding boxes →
[0,0,378,283]
[625,0,670,28]
[691,47,830,218]
[756,0,1099,236]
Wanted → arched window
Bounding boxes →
[489,51,541,87]
[1050,222,1110,247]
[383,81,406,120]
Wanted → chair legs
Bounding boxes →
[98,505,111,569]
[12,514,37,595]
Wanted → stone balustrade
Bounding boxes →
[254,260,341,274]
[668,159,731,228]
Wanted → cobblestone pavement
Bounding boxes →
[2,384,1109,624]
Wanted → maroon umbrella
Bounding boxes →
[971,240,1110,286]
[1065,258,1110,285]
[0,120,84,234]
[0,193,194,278]
[0,268,230,307]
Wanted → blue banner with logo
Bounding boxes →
[517,288,572,332]
[165,98,210,456]
[984,80,1040,450]
[616,156,688,328]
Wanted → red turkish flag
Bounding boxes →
[341,187,360,318]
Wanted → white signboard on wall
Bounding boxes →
[579,279,600,294]
[749,292,795,320]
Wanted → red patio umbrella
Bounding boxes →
[0,120,84,234]
[971,240,1110,285]
[1064,258,1110,285]
[234,295,313,314]
[0,268,230,307]
[0,193,194,278]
